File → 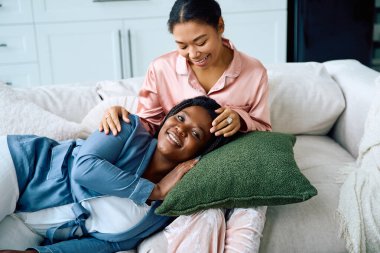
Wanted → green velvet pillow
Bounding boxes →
[155,131,318,216]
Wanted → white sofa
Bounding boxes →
[0,60,378,253]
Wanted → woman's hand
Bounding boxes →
[150,158,199,200]
[99,106,131,136]
[210,107,241,137]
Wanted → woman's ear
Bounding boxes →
[218,17,225,35]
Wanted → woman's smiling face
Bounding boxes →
[156,105,213,162]
[173,20,224,69]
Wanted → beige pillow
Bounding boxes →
[95,78,144,100]
[14,83,100,123]
[81,96,138,133]
[267,62,345,135]
[0,84,87,140]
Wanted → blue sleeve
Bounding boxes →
[31,237,135,253]
[71,121,155,204]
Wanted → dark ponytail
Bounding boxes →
[168,0,222,33]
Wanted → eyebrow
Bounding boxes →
[182,111,207,135]
[175,34,207,44]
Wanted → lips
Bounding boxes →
[167,130,183,147]
[192,54,209,67]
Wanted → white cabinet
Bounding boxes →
[126,18,176,77]
[0,25,37,64]
[36,21,124,84]
[0,0,40,87]
[36,19,175,85]
[0,0,33,24]
[0,64,40,88]
[0,0,287,87]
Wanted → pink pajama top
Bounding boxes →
[136,39,272,135]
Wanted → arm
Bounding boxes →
[30,237,131,253]
[136,63,166,135]
[210,69,271,137]
[149,158,199,200]
[72,120,154,204]
[234,70,272,132]
[99,63,165,136]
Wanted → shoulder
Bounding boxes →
[236,50,266,74]
[150,50,178,70]
[225,38,267,76]
[120,114,151,138]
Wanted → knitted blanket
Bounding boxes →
[337,79,380,253]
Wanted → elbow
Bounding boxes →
[71,156,95,185]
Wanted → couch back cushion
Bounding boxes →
[267,62,345,135]
[14,83,100,123]
[323,60,379,158]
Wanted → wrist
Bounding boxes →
[149,184,163,200]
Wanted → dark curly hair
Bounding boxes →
[155,96,226,156]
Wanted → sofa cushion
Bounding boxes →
[155,131,318,216]
[81,96,139,133]
[14,83,100,123]
[260,135,355,253]
[0,83,88,140]
[95,78,143,99]
[0,214,43,250]
[267,62,345,135]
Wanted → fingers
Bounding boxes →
[175,158,199,175]
[98,106,130,136]
[121,109,131,124]
[210,108,241,137]
[107,111,121,136]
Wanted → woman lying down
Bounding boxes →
[0,96,225,253]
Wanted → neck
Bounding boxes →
[143,150,177,183]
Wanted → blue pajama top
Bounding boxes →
[7,115,172,253]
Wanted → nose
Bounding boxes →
[176,125,187,137]
[189,46,200,59]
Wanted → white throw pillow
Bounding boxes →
[81,96,139,133]
[14,83,100,123]
[95,78,144,100]
[267,62,345,135]
[0,84,88,140]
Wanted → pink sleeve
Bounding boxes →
[233,68,272,132]
[136,63,166,135]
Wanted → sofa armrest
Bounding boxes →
[323,60,379,158]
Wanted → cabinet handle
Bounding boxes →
[127,29,134,78]
[0,43,7,47]
[118,30,125,79]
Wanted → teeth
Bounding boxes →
[168,132,181,147]
[195,55,208,64]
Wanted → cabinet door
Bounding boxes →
[0,64,40,88]
[125,18,175,77]
[0,25,37,64]
[0,0,33,24]
[36,21,124,85]
[32,0,173,23]
[223,11,287,64]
